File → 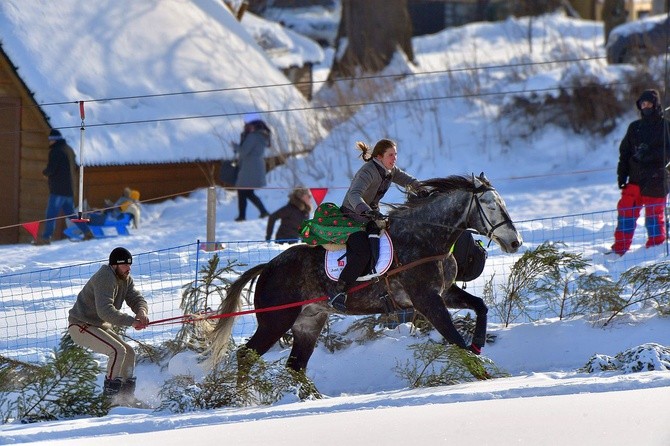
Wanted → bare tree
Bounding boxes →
[602,0,627,45]
[327,0,414,81]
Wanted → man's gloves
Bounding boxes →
[363,209,386,221]
[618,175,627,189]
[133,309,150,330]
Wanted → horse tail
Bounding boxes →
[208,263,267,367]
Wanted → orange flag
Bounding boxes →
[21,221,40,240]
[310,188,328,206]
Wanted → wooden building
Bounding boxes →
[0,46,223,245]
[0,1,322,246]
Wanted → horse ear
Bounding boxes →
[478,172,486,181]
[471,172,480,186]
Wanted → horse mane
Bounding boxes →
[388,175,488,212]
[419,175,488,194]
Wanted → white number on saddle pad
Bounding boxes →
[325,231,394,281]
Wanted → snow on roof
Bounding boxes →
[0,0,323,166]
[241,11,324,69]
[608,13,669,42]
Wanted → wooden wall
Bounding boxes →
[84,162,219,209]
[0,48,51,245]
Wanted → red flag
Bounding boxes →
[21,221,40,240]
[310,188,328,206]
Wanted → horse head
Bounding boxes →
[402,173,522,253]
[465,173,522,253]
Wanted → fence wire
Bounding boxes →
[0,209,666,363]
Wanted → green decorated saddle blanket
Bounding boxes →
[300,202,366,246]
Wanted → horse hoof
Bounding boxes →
[468,344,482,355]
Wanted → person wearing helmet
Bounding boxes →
[67,247,150,406]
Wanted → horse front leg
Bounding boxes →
[412,291,468,350]
[443,284,488,352]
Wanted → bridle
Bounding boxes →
[466,183,515,242]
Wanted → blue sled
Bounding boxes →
[64,213,133,240]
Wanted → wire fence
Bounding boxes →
[0,208,666,363]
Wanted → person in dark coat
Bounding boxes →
[266,188,312,243]
[611,89,670,255]
[35,129,93,245]
[329,139,421,311]
[232,114,270,221]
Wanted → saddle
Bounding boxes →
[324,230,394,281]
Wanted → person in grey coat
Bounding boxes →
[233,116,271,221]
[67,247,149,405]
[330,139,421,311]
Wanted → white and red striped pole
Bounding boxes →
[72,100,89,222]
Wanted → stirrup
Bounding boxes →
[328,292,347,312]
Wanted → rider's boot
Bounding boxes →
[328,279,348,312]
[367,232,381,275]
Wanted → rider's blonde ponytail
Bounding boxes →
[355,141,372,161]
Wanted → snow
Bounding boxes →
[0,0,323,166]
[608,13,669,43]
[1,7,670,445]
[241,11,324,69]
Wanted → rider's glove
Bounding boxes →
[363,209,385,221]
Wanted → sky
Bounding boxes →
[1,5,670,445]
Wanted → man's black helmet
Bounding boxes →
[109,247,132,265]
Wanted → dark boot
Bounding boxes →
[328,279,348,312]
[367,232,381,275]
[117,377,148,408]
[120,377,136,397]
[103,377,123,398]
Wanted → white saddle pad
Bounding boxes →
[325,231,394,281]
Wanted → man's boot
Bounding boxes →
[328,279,348,312]
[103,377,123,402]
[120,377,136,397]
[117,377,146,407]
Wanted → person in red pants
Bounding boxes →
[612,89,670,255]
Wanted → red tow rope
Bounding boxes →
[148,295,328,327]
[146,253,449,327]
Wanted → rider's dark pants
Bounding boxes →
[339,222,381,286]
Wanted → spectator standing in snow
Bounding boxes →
[232,114,270,221]
[266,188,312,243]
[35,129,93,244]
[611,89,670,255]
[67,247,149,406]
